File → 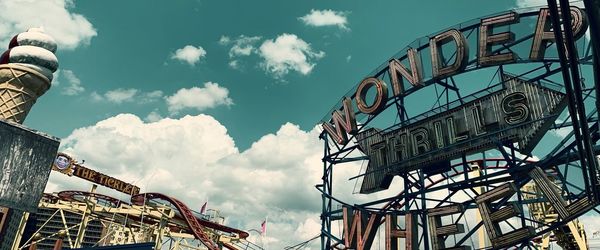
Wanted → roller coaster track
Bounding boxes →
[57,190,128,207]
[131,193,219,250]
[53,191,250,250]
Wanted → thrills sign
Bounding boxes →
[358,76,566,193]
[321,7,585,194]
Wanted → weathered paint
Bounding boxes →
[0,119,59,212]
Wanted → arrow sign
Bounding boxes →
[357,74,567,194]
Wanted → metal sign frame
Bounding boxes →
[318,1,600,249]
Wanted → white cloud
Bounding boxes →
[48,114,333,249]
[144,110,163,122]
[171,45,207,65]
[91,88,162,104]
[52,69,61,86]
[515,0,584,8]
[551,119,572,138]
[140,90,163,104]
[514,0,547,8]
[50,112,600,249]
[105,88,138,103]
[231,45,252,56]
[90,91,103,102]
[218,35,231,45]
[299,9,349,30]
[220,34,324,78]
[228,60,240,69]
[219,35,262,70]
[229,35,262,57]
[166,82,233,113]
[0,0,97,50]
[582,214,600,242]
[294,217,321,241]
[258,33,325,78]
[60,69,84,96]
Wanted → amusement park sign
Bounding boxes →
[321,7,586,193]
[72,165,141,195]
[52,153,141,195]
[319,4,600,250]
[357,77,566,193]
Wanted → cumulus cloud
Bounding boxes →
[144,110,163,122]
[105,88,138,103]
[0,0,97,50]
[47,114,336,249]
[219,35,262,70]
[299,9,349,30]
[60,69,84,96]
[219,34,324,79]
[229,35,262,57]
[166,82,233,113]
[171,45,207,65]
[258,33,325,78]
[91,88,163,104]
[49,113,530,248]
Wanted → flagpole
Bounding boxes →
[265,216,268,250]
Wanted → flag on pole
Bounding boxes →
[260,220,267,234]
[200,201,207,214]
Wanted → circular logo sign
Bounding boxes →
[54,153,72,170]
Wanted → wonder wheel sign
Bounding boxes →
[319,2,600,249]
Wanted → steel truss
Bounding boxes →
[15,191,259,250]
[319,1,600,249]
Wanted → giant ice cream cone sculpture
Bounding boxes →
[0,28,58,124]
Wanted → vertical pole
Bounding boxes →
[545,0,593,197]
[59,210,74,248]
[264,215,269,250]
[582,0,600,128]
[75,185,97,248]
[320,132,330,250]
[11,211,29,250]
[419,170,429,249]
[557,0,600,198]
[472,164,487,249]
[154,208,170,250]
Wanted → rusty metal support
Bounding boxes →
[546,0,594,197]
[582,0,600,130]
[558,0,600,198]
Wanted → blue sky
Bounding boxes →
[16,0,517,150]
[5,0,600,249]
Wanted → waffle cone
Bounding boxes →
[0,64,50,124]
